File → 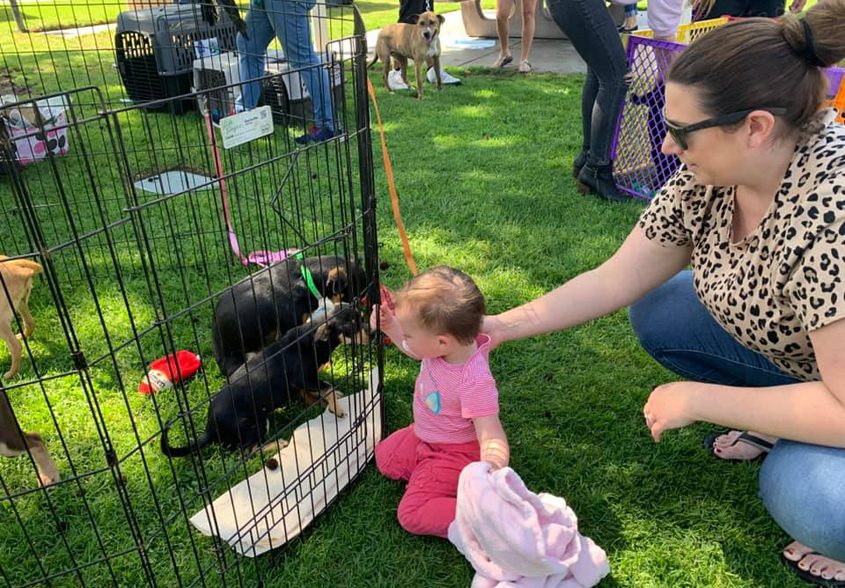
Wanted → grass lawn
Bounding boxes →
[0,2,823,587]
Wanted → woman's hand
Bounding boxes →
[481,315,506,350]
[642,381,699,442]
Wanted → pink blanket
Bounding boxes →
[447,462,610,588]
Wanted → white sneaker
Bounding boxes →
[427,66,461,85]
[387,69,411,91]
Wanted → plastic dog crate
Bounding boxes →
[115,3,238,112]
[193,48,345,127]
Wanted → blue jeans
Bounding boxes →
[546,0,627,166]
[236,0,333,129]
[629,271,845,561]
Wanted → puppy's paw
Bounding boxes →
[37,468,60,487]
[326,391,346,418]
[3,368,18,380]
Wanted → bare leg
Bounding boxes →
[495,0,514,65]
[520,0,537,64]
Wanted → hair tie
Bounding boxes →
[800,19,826,68]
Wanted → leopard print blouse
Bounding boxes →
[638,109,845,381]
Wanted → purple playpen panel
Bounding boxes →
[613,38,845,201]
[611,36,686,201]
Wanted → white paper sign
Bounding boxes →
[220,106,274,149]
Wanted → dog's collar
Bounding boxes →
[295,252,323,300]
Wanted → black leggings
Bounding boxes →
[547,0,627,166]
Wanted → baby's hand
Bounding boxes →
[370,287,396,333]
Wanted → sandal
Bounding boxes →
[493,53,513,68]
[518,60,533,74]
[702,430,774,461]
[781,552,845,587]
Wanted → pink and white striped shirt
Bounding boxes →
[412,335,499,444]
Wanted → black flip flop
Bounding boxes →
[780,552,845,587]
[702,430,774,461]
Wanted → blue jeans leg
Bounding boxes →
[237,5,276,111]
[760,441,845,561]
[266,0,333,130]
[628,270,798,387]
[630,270,845,562]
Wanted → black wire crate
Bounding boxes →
[0,2,381,586]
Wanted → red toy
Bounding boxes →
[138,350,202,395]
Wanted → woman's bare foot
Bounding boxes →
[783,540,845,583]
[709,430,776,460]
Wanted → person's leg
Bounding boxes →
[266,0,334,131]
[629,271,800,387]
[395,440,480,537]
[375,425,422,481]
[495,0,515,66]
[518,0,537,70]
[236,4,276,111]
[547,0,625,166]
[629,270,800,459]
[760,440,845,582]
[622,2,638,30]
[547,0,627,201]
[573,68,599,177]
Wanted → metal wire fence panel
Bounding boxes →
[613,33,845,200]
[1,2,382,585]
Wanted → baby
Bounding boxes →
[372,266,509,538]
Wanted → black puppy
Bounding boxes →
[161,304,369,458]
[211,255,366,376]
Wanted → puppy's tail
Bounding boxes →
[160,422,212,458]
[367,53,378,70]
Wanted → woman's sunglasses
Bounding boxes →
[663,108,786,151]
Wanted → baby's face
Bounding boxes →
[395,304,446,359]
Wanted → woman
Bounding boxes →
[485,2,845,584]
[493,0,538,73]
[545,0,681,202]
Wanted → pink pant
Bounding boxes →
[375,424,480,538]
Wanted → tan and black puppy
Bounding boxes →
[0,255,42,380]
[369,11,445,99]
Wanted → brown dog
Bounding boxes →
[0,256,42,380]
[0,389,60,486]
[369,11,445,99]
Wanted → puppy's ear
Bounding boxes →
[413,13,421,23]
[437,14,445,24]
[315,322,331,341]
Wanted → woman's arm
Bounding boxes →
[484,226,692,347]
[645,318,845,447]
[474,415,510,470]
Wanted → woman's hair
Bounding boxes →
[668,0,845,131]
[395,266,485,345]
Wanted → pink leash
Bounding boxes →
[204,112,297,267]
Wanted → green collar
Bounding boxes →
[296,253,322,300]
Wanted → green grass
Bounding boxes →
[0,3,820,588]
